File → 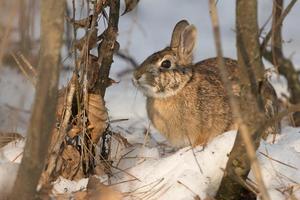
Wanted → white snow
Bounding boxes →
[112,131,237,200]
[52,177,89,194]
[1,0,300,199]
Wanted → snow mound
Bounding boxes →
[112,131,236,200]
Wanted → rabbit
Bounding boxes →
[132,20,279,147]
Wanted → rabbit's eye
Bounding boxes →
[161,60,171,68]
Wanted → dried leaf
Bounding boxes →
[0,132,24,148]
[122,0,139,15]
[61,145,81,179]
[87,94,108,143]
[67,126,81,138]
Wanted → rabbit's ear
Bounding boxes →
[170,20,189,49]
[178,25,197,62]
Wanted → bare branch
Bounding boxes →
[97,0,120,97]
[260,0,298,52]
[116,51,138,68]
[263,0,300,125]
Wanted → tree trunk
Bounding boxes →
[9,1,65,199]
[216,0,270,199]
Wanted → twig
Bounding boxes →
[259,152,298,170]
[259,13,273,37]
[177,180,198,196]
[17,52,37,76]
[11,152,23,162]
[260,0,298,52]
[116,51,138,68]
[11,52,36,86]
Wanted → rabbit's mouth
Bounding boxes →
[132,74,185,98]
[132,75,160,97]
[132,67,193,98]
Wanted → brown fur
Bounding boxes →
[133,20,279,147]
[147,63,235,147]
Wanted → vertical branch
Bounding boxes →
[262,0,300,125]
[9,1,65,199]
[97,0,120,97]
[260,0,297,52]
[213,0,270,199]
[271,0,283,70]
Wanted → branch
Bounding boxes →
[262,0,300,125]
[97,0,120,97]
[260,0,297,52]
[116,51,138,68]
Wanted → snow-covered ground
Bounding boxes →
[1,0,300,199]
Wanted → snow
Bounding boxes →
[253,127,300,200]
[1,0,300,199]
[112,131,237,200]
[52,177,89,194]
[1,125,299,199]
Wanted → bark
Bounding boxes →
[97,0,120,97]
[262,0,300,125]
[9,1,65,199]
[216,0,269,199]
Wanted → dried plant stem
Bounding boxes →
[11,52,36,86]
[259,152,298,170]
[41,74,76,186]
[17,52,37,76]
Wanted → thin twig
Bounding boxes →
[11,52,36,86]
[260,0,298,52]
[259,152,298,170]
[116,51,138,68]
[17,52,37,76]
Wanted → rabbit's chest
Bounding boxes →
[146,96,198,146]
[147,98,182,123]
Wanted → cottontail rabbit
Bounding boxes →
[133,20,279,147]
